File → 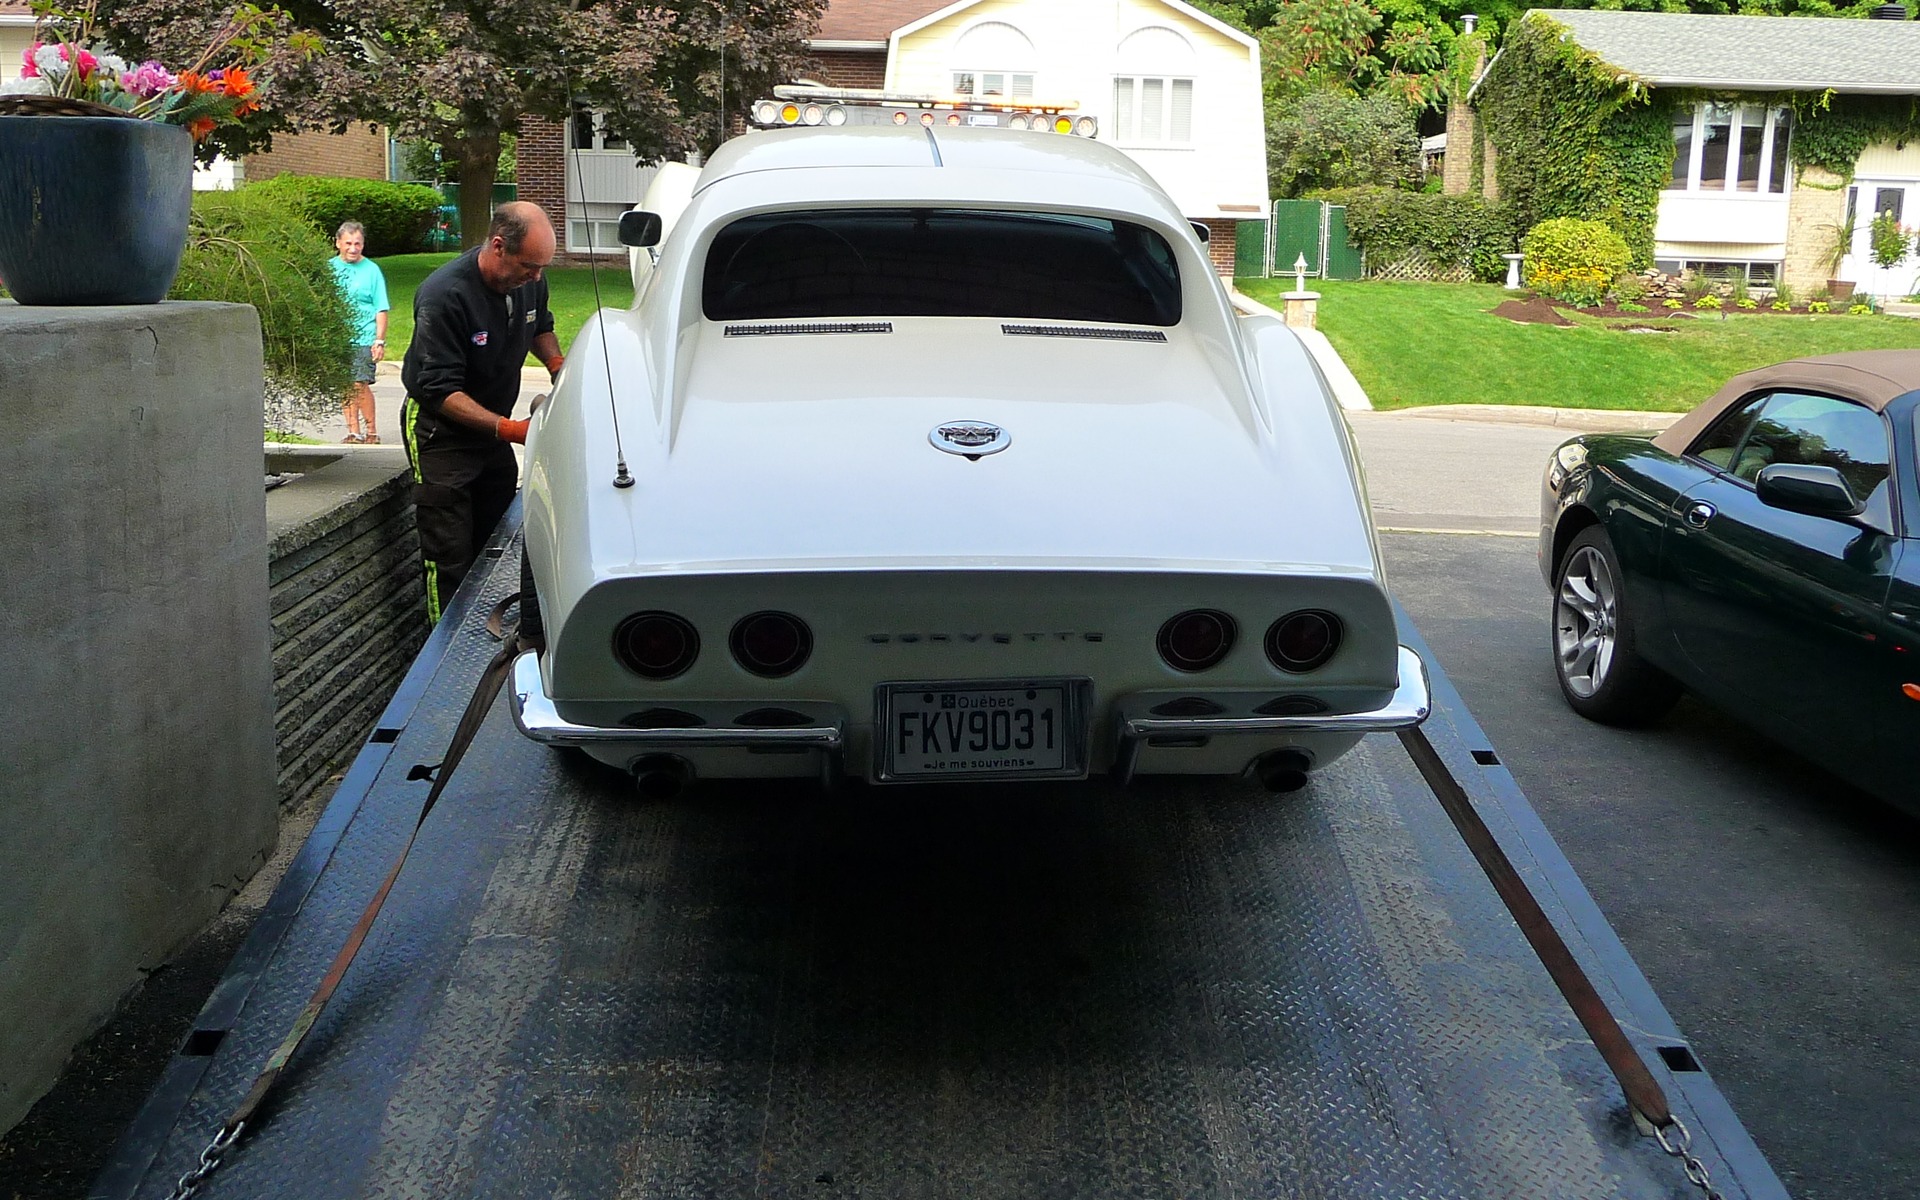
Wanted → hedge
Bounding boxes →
[248,174,445,257]
[168,188,357,427]
[1314,187,1517,282]
[1521,217,1631,307]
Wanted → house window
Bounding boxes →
[1112,76,1193,144]
[953,71,1034,100]
[570,106,628,152]
[1653,258,1780,286]
[1669,103,1790,194]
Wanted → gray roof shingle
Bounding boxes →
[1536,8,1920,94]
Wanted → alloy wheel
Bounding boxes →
[1554,545,1618,699]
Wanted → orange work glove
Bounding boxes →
[496,417,530,444]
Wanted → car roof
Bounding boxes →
[696,125,1168,195]
[1651,349,1920,454]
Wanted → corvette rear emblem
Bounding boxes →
[930,420,1011,458]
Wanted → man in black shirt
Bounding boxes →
[401,202,564,622]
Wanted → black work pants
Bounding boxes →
[402,401,518,623]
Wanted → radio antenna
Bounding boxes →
[559,50,635,489]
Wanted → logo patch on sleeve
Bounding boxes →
[471,331,489,346]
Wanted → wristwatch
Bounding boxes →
[373,339,386,345]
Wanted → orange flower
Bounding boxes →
[219,66,253,97]
[177,70,218,94]
[187,116,216,140]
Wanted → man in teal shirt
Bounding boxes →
[329,221,391,442]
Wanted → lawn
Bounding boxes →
[374,252,635,362]
[1237,278,1920,411]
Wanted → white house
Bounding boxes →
[1466,9,1920,299]
[0,2,33,87]
[812,0,1268,271]
[518,0,1267,271]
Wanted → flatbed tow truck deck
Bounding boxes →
[94,525,1786,1199]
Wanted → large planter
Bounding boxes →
[0,113,192,305]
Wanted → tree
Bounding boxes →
[100,0,826,247]
[1266,88,1421,197]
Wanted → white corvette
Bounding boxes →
[511,117,1428,796]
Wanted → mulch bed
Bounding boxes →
[1493,294,1848,327]
[1489,296,1573,326]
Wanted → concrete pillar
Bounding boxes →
[1283,291,1320,329]
[0,301,277,1135]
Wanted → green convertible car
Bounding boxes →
[1539,350,1920,811]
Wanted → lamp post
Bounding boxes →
[1283,252,1320,330]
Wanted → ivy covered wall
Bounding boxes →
[1474,12,1672,270]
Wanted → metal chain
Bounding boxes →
[1655,1116,1727,1200]
[164,1121,245,1200]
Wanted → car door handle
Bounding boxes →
[1683,501,1715,529]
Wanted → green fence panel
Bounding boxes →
[1270,199,1324,277]
[431,182,522,244]
[1234,219,1269,277]
[1325,206,1365,280]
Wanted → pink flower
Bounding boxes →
[68,45,98,78]
[121,60,176,98]
[21,43,39,77]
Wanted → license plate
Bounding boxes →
[877,680,1088,781]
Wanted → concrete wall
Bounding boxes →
[0,302,279,1134]
[267,448,428,808]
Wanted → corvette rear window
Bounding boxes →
[702,208,1182,326]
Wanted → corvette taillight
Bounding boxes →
[730,611,813,678]
[1157,609,1236,672]
[1266,610,1342,673]
[613,612,699,680]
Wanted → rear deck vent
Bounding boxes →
[735,707,814,728]
[1150,697,1227,717]
[724,321,893,337]
[1471,749,1501,766]
[621,708,706,729]
[1254,695,1329,716]
[1002,324,1168,342]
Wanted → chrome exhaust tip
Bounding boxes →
[631,754,693,800]
[1252,749,1312,794]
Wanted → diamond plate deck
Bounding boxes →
[95,520,1786,1200]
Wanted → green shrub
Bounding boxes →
[1771,299,1793,312]
[1693,294,1722,310]
[1521,217,1631,306]
[1322,187,1517,282]
[169,188,356,428]
[1609,273,1647,304]
[1869,212,1914,270]
[1773,282,1797,308]
[248,174,444,256]
[1808,299,1832,313]
[1618,301,1649,313]
[1662,297,1683,309]
[1736,297,1758,310]
[1267,91,1422,197]
[1850,302,1875,316]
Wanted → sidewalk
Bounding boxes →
[283,361,552,446]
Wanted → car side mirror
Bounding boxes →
[1754,463,1864,520]
[619,210,663,248]
[1189,221,1210,244]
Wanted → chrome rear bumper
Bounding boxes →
[510,652,845,751]
[512,645,1428,774]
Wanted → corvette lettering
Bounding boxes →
[867,632,1103,644]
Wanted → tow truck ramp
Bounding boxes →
[95,522,1785,1199]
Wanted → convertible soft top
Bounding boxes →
[1652,349,1920,454]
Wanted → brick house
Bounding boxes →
[519,0,1269,274]
[1453,8,1920,298]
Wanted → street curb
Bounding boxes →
[1351,405,1680,432]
